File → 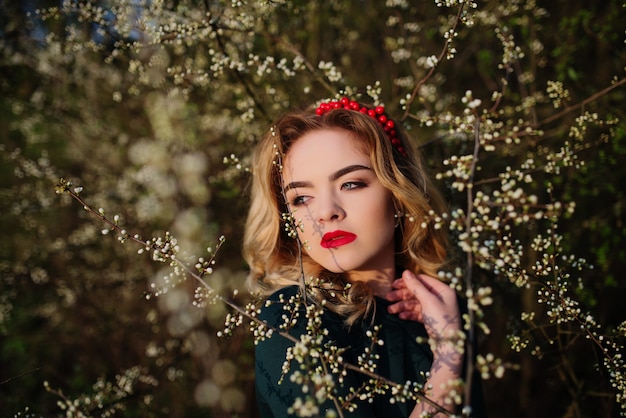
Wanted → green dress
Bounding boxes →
[255,285,435,417]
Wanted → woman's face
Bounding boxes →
[281,128,396,282]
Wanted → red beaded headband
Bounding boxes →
[314,97,406,157]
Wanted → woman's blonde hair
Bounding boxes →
[243,104,448,324]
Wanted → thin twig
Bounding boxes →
[463,114,482,408]
[401,3,467,122]
[0,368,40,385]
[535,77,626,128]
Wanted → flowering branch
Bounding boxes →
[461,112,482,408]
[401,1,472,121]
[536,76,626,127]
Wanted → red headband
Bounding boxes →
[315,97,406,157]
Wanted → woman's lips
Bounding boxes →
[320,230,357,249]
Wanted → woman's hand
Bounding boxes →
[386,270,463,416]
[386,270,460,338]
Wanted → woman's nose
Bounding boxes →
[316,191,345,223]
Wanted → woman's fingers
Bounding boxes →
[402,271,440,303]
[386,271,461,334]
[391,278,408,289]
[387,298,421,316]
[385,286,411,303]
[386,277,422,320]
[406,272,458,301]
[392,270,460,339]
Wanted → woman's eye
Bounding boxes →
[341,181,366,191]
[291,195,310,206]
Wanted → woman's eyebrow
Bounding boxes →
[283,180,311,192]
[329,164,372,181]
[283,164,372,192]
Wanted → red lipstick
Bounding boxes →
[320,230,357,249]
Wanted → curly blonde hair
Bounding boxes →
[243,104,448,324]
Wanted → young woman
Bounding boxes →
[243,98,480,417]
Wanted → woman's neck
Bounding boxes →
[346,267,395,298]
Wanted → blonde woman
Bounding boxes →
[244,98,483,417]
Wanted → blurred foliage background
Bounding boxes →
[1,1,625,417]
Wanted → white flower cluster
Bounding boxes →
[435,0,478,8]
[282,211,304,240]
[461,90,481,112]
[475,353,506,379]
[318,61,343,83]
[546,80,570,109]
[495,27,525,68]
[44,366,158,417]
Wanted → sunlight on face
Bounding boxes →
[282,129,396,284]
